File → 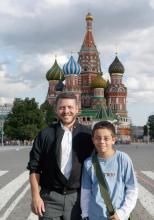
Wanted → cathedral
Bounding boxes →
[45,12,131,143]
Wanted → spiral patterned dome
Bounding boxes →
[108,56,125,75]
[63,56,81,75]
[46,59,64,81]
[91,74,107,88]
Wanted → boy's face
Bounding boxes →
[92,128,116,155]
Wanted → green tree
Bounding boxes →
[144,115,154,140]
[40,100,57,126]
[148,115,154,139]
[4,98,45,141]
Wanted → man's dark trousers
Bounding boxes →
[39,190,81,220]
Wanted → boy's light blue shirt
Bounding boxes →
[81,150,138,220]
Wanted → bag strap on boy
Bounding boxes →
[92,154,131,220]
[92,154,115,216]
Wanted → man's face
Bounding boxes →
[56,98,78,127]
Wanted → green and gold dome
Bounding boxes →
[46,59,64,81]
[91,74,107,88]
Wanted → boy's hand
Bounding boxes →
[109,212,120,220]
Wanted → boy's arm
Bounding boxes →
[81,188,91,218]
[116,159,138,219]
[81,162,92,219]
[116,187,138,219]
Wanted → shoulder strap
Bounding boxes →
[92,154,115,216]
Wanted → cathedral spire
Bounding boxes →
[83,12,95,48]
[78,12,102,105]
[78,13,101,75]
[86,12,93,31]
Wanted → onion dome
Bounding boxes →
[108,56,125,75]
[55,80,64,91]
[86,12,93,21]
[63,56,81,75]
[91,74,107,88]
[46,59,64,81]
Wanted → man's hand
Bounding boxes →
[109,212,120,220]
[29,173,45,216]
[31,195,45,217]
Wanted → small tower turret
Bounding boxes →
[106,53,131,142]
[46,59,64,105]
[63,56,81,109]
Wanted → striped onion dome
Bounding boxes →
[91,74,107,88]
[108,56,125,75]
[46,59,64,81]
[63,56,81,76]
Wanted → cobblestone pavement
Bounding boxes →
[0,144,154,220]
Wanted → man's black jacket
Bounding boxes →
[27,121,94,190]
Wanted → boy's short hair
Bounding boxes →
[92,121,116,137]
[55,92,77,105]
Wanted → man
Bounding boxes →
[27,92,94,220]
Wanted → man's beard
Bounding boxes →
[60,114,77,125]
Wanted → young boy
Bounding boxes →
[81,121,138,220]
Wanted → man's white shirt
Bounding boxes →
[61,123,72,179]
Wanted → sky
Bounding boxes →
[0,0,154,126]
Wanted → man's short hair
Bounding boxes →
[55,92,77,105]
[92,121,116,137]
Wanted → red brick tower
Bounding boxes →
[106,54,131,142]
[78,12,102,107]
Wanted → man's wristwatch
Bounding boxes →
[82,217,89,220]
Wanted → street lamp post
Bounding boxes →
[0,120,4,147]
[1,120,4,147]
[147,123,150,144]
[116,114,120,142]
[0,104,12,146]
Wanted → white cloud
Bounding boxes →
[0,0,154,125]
[0,62,31,103]
[149,0,154,8]
[0,97,13,105]
[126,77,140,90]
[0,0,37,18]
[44,0,71,6]
[38,53,68,68]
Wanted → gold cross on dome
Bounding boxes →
[115,44,119,56]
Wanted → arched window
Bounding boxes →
[118,87,124,92]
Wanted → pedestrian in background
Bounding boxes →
[81,121,138,220]
[27,92,94,220]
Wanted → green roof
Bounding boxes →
[79,109,98,117]
[93,96,106,99]
[107,107,116,120]
[79,106,117,122]
[96,106,108,120]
